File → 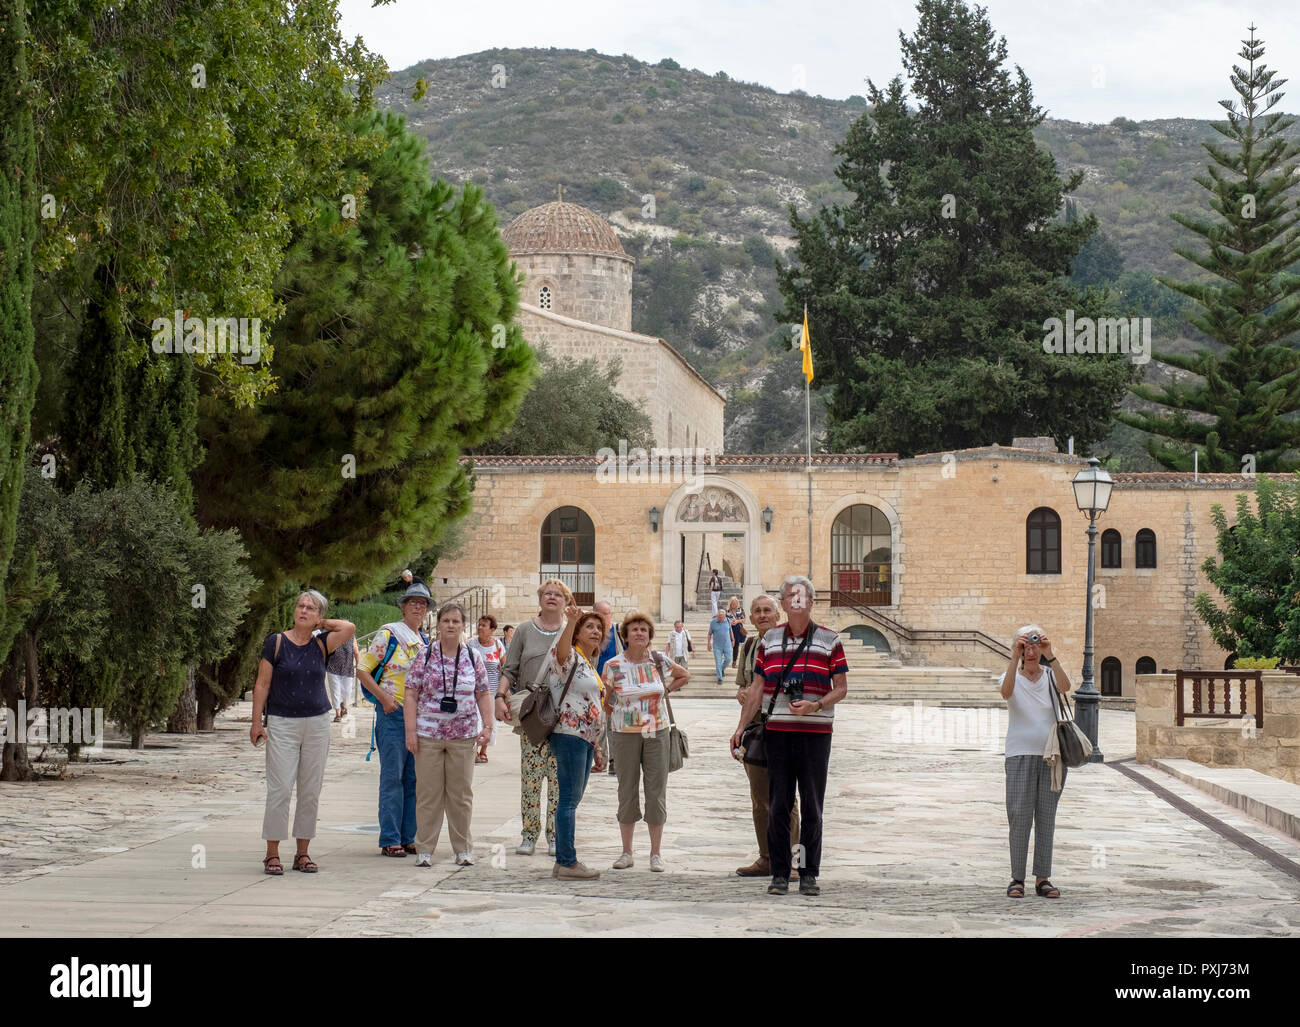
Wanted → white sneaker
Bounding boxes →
[414,852,432,868]
[546,837,557,857]
[612,852,634,869]
[516,838,535,856]
[650,854,666,873]
[456,852,474,866]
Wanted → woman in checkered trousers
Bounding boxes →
[1000,624,1073,900]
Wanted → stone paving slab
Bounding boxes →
[1154,759,1300,841]
[1,700,1298,937]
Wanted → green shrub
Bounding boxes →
[1231,656,1281,670]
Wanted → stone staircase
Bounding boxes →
[656,623,1003,706]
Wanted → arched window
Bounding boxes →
[539,506,594,604]
[831,504,892,606]
[1026,508,1061,574]
[1135,528,1156,568]
[1135,656,1157,676]
[1101,529,1121,568]
[1100,656,1122,696]
[538,285,552,310]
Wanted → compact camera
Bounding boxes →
[439,695,458,714]
[782,674,805,704]
[1027,632,1041,645]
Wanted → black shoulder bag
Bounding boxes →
[740,628,812,767]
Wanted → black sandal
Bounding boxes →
[1006,879,1024,898]
[263,855,284,875]
[382,846,407,857]
[1035,879,1060,898]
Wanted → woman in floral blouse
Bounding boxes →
[547,601,610,880]
[403,602,492,868]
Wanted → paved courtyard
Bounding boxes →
[2,700,1299,937]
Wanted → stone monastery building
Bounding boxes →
[436,198,1259,699]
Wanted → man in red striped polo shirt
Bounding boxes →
[732,575,848,896]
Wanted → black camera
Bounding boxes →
[782,675,805,704]
[439,695,458,714]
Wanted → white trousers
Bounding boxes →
[262,712,332,841]
[327,672,355,709]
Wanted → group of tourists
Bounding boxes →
[252,576,1072,899]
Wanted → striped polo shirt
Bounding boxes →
[754,622,849,734]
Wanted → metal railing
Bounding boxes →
[1175,669,1263,728]
[827,593,1012,661]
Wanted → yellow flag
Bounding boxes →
[800,305,814,383]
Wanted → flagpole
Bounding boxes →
[806,373,812,577]
[803,303,813,577]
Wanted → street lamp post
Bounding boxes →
[1071,457,1113,763]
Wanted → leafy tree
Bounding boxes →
[776,0,1137,456]
[473,349,654,455]
[1196,474,1300,663]
[194,112,534,726]
[1066,201,1125,287]
[1118,26,1300,472]
[3,473,254,770]
[0,0,38,670]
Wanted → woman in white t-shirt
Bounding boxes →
[466,615,506,763]
[999,623,1073,900]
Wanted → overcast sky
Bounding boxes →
[338,0,1300,124]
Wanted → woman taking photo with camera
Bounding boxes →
[1000,624,1073,899]
[404,602,492,867]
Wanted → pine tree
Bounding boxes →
[0,0,39,670]
[193,112,535,724]
[777,0,1137,456]
[1118,26,1300,472]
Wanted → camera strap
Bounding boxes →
[427,643,461,697]
[766,626,813,719]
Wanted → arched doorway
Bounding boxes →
[540,506,594,604]
[844,624,892,654]
[660,478,762,621]
[831,504,892,606]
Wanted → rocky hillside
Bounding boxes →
[376,47,1292,463]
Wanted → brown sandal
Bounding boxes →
[263,855,284,875]
[382,845,407,857]
[293,853,318,873]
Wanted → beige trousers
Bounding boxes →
[262,712,332,840]
[414,737,476,856]
[610,730,670,825]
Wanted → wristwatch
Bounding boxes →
[1043,657,1056,665]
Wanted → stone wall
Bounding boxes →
[1136,673,1300,784]
[516,305,725,454]
[514,252,633,330]
[435,450,1254,684]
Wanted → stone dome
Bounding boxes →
[502,198,629,259]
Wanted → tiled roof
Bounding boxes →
[1111,473,1264,489]
[502,201,628,258]
[465,453,898,468]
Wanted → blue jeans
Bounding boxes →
[713,643,732,681]
[549,732,594,867]
[375,704,417,848]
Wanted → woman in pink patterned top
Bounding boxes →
[404,602,492,868]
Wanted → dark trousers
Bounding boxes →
[765,728,832,878]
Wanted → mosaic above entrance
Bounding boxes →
[678,487,746,523]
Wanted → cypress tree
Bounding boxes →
[0,0,39,667]
[777,0,1137,456]
[1118,26,1300,472]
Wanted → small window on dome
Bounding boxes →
[539,286,552,310]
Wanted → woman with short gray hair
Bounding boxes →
[1000,623,1072,899]
[251,590,356,874]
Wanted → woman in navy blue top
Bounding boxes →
[250,590,355,874]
